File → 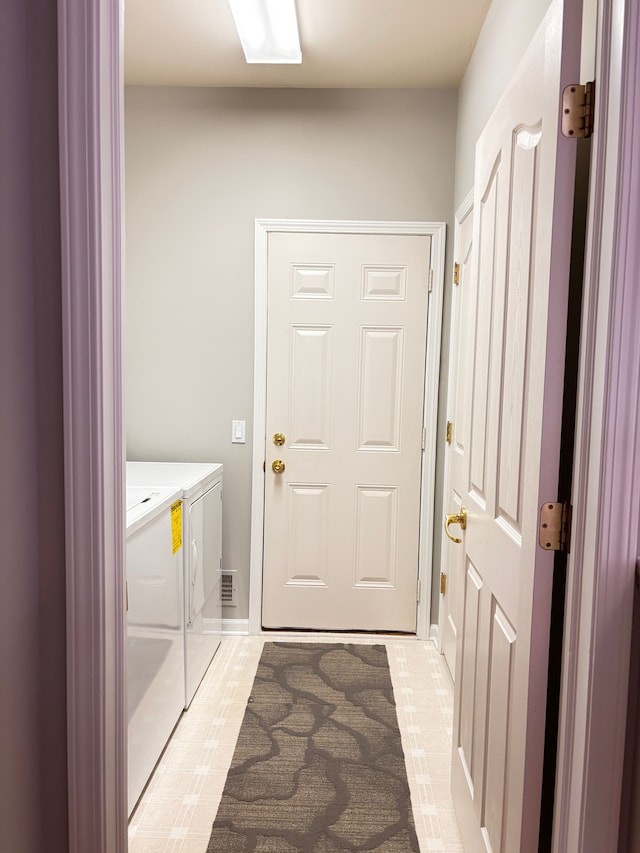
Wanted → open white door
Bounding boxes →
[450,1,581,850]
[440,193,474,679]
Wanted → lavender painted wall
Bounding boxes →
[0,2,68,851]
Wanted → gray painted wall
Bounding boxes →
[0,2,68,851]
[125,86,458,621]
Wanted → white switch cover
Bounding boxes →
[231,420,246,444]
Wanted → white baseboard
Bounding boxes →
[222,618,250,635]
[429,623,440,646]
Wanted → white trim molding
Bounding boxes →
[58,1,126,852]
[249,219,446,639]
[222,618,251,635]
[553,0,640,849]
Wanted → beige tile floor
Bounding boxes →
[128,634,464,852]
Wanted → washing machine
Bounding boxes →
[126,483,185,815]
[126,461,223,708]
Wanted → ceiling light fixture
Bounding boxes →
[228,0,302,64]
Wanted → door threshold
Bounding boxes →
[259,627,419,642]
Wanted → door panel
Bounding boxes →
[358,327,403,449]
[469,166,500,509]
[285,484,328,584]
[451,1,580,850]
[289,325,333,447]
[262,231,431,632]
[354,486,398,586]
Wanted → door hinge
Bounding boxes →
[440,573,447,595]
[428,268,434,293]
[539,501,573,553]
[446,421,453,444]
[417,578,422,603]
[562,81,595,139]
[453,262,460,286]
[422,427,426,450]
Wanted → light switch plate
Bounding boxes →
[231,419,246,444]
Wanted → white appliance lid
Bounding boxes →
[125,484,183,536]
[126,461,223,499]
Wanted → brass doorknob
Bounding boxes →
[444,507,467,544]
[273,433,286,446]
[272,459,286,474]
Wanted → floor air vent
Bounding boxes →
[221,573,237,606]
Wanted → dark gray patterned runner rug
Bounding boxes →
[207,642,419,852]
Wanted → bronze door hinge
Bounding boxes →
[539,502,572,553]
[562,81,595,139]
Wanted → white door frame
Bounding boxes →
[437,188,474,657]
[552,0,640,848]
[248,219,446,639]
[58,1,127,851]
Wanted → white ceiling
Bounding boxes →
[125,0,492,89]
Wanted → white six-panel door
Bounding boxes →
[262,231,431,632]
[450,0,580,850]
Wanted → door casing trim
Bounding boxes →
[552,0,640,847]
[59,0,126,850]
[249,219,446,639]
